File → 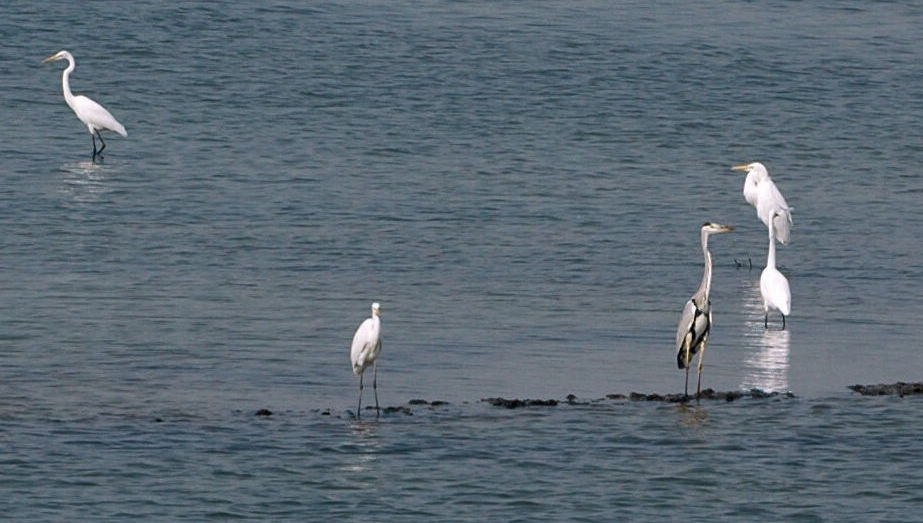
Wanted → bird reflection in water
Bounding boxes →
[675,403,709,428]
[740,280,791,392]
[341,421,382,474]
[58,161,111,202]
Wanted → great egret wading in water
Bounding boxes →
[43,50,127,160]
[675,222,734,399]
[760,211,791,329]
[732,162,792,244]
[350,302,382,418]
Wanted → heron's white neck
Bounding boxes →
[698,229,713,301]
[60,55,76,111]
[766,222,777,270]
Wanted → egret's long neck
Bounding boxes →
[698,230,713,301]
[766,223,777,269]
[61,56,76,110]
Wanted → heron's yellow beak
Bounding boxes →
[731,164,750,171]
[722,225,734,232]
[42,54,59,63]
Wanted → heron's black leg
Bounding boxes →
[781,314,786,330]
[684,365,690,399]
[357,372,363,419]
[95,130,107,157]
[373,362,380,418]
[695,346,706,402]
[764,313,769,329]
[91,133,98,160]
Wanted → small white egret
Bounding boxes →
[760,211,791,329]
[675,222,734,399]
[43,50,127,159]
[350,302,382,418]
[732,162,792,244]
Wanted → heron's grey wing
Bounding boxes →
[676,299,697,366]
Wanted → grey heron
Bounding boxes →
[675,223,734,399]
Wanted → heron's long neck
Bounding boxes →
[766,224,777,269]
[61,58,76,110]
[697,231,713,301]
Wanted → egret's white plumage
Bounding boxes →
[675,222,733,398]
[43,50,126,159]
[760,213,791,329]
[732,162,792,244]
[350,302,382,418]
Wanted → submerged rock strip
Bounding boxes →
[849,382,923,397]
[626,388,794,403]
[481,397,559,409]
[479,390,793,409]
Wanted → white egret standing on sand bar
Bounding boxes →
[760,211,791,329]
[675,222,734,399]
[732,162,792,244]
[42,50,127,160]
[350,302,382,418]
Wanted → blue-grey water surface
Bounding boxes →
[2,0,922,520]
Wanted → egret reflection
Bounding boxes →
[58,161,111,201]
[341,421,382,474]
[742,328,790,392]
[740,281,791,392]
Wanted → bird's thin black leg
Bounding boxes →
[764,313,769,329]
[695,347,706,402]
[91,134,98,160]
[781,314,786,330]
[684,365,690,399]
[357,373,363,419]
[95,130,106,157]
[373,362,380,418]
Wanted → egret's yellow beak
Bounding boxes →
[42,54,59,63]
[731,164,750,171]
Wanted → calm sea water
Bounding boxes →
[2,0,922,520]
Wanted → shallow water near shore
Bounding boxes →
[2,0,923,519]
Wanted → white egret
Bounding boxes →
[350,302,382,418]
[760,211,791,329]
[42,50,127,159]
[732,162,792,244]
[675,222,734,398]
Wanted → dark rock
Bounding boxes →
[725,390,744,402]
[626,389,791,403]
[383,406,413,415]
[255,408,273,417]
[565,394,591,405]
[408,399,428,405]
[429,400,449,407]
[481,397,558,409]
[697,388,717,399]
[849,382,923,396]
